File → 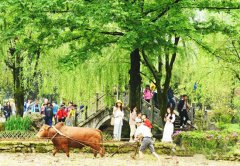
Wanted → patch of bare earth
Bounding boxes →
[0,153,239,166]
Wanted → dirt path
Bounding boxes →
[0,153,239,166]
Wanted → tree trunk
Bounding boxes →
[13,53,25,117]
[129,49,142,110]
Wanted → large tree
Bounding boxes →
[0,0,55,116]
[30,0,240,120]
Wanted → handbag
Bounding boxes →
[110,116,115,126]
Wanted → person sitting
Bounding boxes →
[134,118,159,160]
[142,114,152,129]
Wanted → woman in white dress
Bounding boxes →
[113,100,124,141]
[162,108,175,142]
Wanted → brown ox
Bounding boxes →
[36,122,105,157]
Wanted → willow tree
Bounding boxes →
[27,0,239,120]
[0,0,56,116]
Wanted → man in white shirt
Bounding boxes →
[134,118,160,160]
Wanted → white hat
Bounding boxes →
[135,118,142,123]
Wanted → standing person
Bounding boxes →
[3,102,12,121]
[52,101,59,124]
[143,85,153,103]
[44,102,53,126]
[129,107,137,142]
[177,94,190,128]
[9,99,16,116]
[135,112,142,122]
[113,100,124,141]
[41,98,48,115]
[66,101,73,113]
[66,104,75,126]
[134,118,159,160]
[32,100,40,113]
[56,104,67,122]
[162,108,176,142]
[142,114,152,130]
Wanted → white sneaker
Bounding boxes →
[184,125,187,128]
[180,126,183,129]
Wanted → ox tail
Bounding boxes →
[98,130,105,157]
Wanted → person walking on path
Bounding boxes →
[177,94,190,128]
[143,85,153,103]
[134,118,160,160]
[129,107,137,142]
[113,100,124,141]
[44,102,54,126]
[162,108,176,142]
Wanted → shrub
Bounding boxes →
[5,116,32,131]
[208,107,235,123]
[173,130,240,155]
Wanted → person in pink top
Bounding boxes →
[129,107,137,142]
[143,85,153,103]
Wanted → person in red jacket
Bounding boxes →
[142,114,152,129]
[56,104,68,122]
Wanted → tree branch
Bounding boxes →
[231,41,240,60]
[140,71,155,84]
[151,0,182,22]
[170,36,180,69]
[141,49,159,80]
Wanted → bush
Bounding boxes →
[173,130,240,155]
[208,107,236,123]
[5,116,32,131]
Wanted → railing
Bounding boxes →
[0,131,37,139]
[141,99,163,129]
[76,92,117,126]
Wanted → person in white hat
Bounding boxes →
[113,100,124,141]
[135,118,160,160]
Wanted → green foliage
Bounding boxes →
[209,107,236,123]
[5,116,32,131]
[174,130,240,155]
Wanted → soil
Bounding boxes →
[0,153,239,166]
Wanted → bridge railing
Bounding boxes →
[76,92,117,125]
[141,99,163,129]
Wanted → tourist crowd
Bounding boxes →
[1,98,85,127]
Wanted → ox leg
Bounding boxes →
[93,150,98,158]
[99,146,105,157]
[62,146,70,157]
[53,147,59,156]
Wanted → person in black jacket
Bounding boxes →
[3,101,12,121]
[44,102,53,126]
[177,95,189,128]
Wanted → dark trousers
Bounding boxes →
[180,109,189,126]
[58,118,66,122]
[45,117,53,126]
